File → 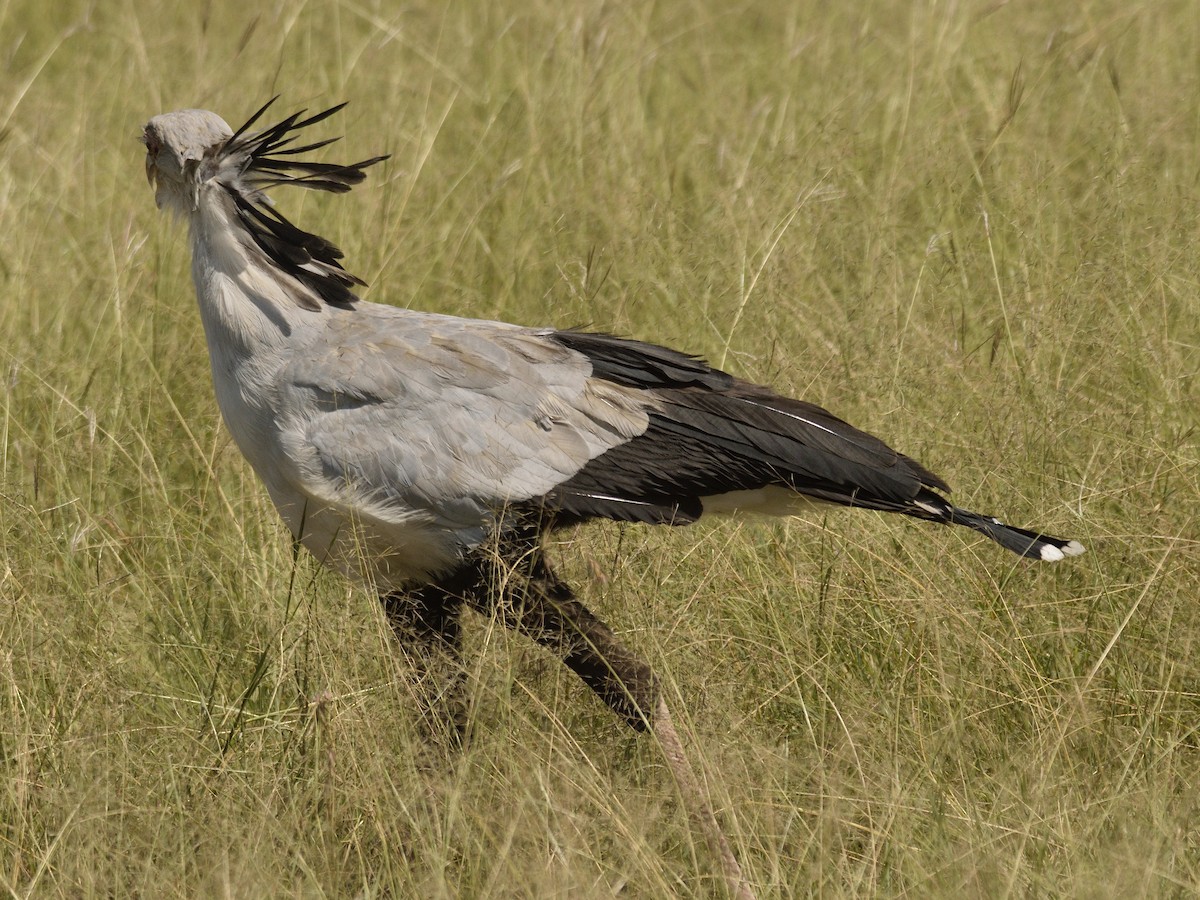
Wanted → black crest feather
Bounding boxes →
[220,99,389,308]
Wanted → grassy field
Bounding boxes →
[1,0,1197,896]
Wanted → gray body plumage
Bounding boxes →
[264,309,657,588]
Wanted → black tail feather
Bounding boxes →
[947,507,1085,561]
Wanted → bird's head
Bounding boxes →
[142,99,389,307]
[142,109,234,216]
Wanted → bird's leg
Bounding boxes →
[470,548,661,731]
[380,579,468,747]
[457,536,752,896]
[481,547,755,898]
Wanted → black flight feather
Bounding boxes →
[541,331,1081,560]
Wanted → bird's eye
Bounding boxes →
[143,129,161,156]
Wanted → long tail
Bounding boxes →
[902,489,1084,560]
[945,505,1085,561]
[543,331,1087,562]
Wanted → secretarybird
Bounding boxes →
[143,99,1082,893]
[142,95,1087,735]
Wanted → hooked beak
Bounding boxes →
[145,154,157,190]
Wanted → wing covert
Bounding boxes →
[273,313,652,529]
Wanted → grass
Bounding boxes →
[1,0,1197,895]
